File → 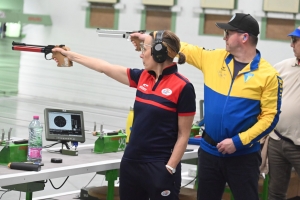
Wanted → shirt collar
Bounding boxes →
[225,49,261,71]
[148,63,178,77]
[291,57,300,67]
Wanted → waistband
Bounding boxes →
[274,129,294,145]
[202,131,217,146]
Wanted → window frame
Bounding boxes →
[260,17,300,42]
[85,2,120,29]
[140,0,178,32]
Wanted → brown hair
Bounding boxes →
[149,30,186,64]
[249,35,258,46]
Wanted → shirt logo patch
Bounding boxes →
[244,72,254,82]
[161,88,172,96]
[139,83,148,91]
[161,190,171,196]
[218,70,226,79]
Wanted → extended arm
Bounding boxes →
[52,48,129,85]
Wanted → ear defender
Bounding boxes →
[151,30,168,63]
[243,35,247,41]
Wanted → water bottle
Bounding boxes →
[125,107,134,143]
[27,115,43,163]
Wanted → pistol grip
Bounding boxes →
[130,36,142,51]
[52,46,73,67]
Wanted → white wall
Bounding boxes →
[19,0,295,119]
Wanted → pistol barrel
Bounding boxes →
[12,46,44,53]
[12,41,46,48]
[96,28,146,34]
[96,29,128,34]
[97,33,126,38]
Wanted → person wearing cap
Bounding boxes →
[267,27,300,200]
[130,13,282,200]
[53,30,196,200]
[181,13,282,200]
[182,13,281,200]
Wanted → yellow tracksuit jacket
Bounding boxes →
[181,43,282,157]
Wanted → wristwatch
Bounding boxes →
[166,165,176,174]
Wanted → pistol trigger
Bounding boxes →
[45,52,52,60]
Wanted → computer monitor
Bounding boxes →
[44,108,85,143]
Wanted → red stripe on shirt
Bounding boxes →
[179,112,196,116]
[135,97,177,112]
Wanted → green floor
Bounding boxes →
[0,37,20,97]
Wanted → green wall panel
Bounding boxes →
[0,38,20,96]
[0,0,23,11]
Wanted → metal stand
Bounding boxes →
[2,181,45,200]
[97,169,119,200]
[59,141,78,156]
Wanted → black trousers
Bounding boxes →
[119,159,181,200]
[197,148,261,200]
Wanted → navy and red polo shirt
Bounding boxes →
[123,63,196,162]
